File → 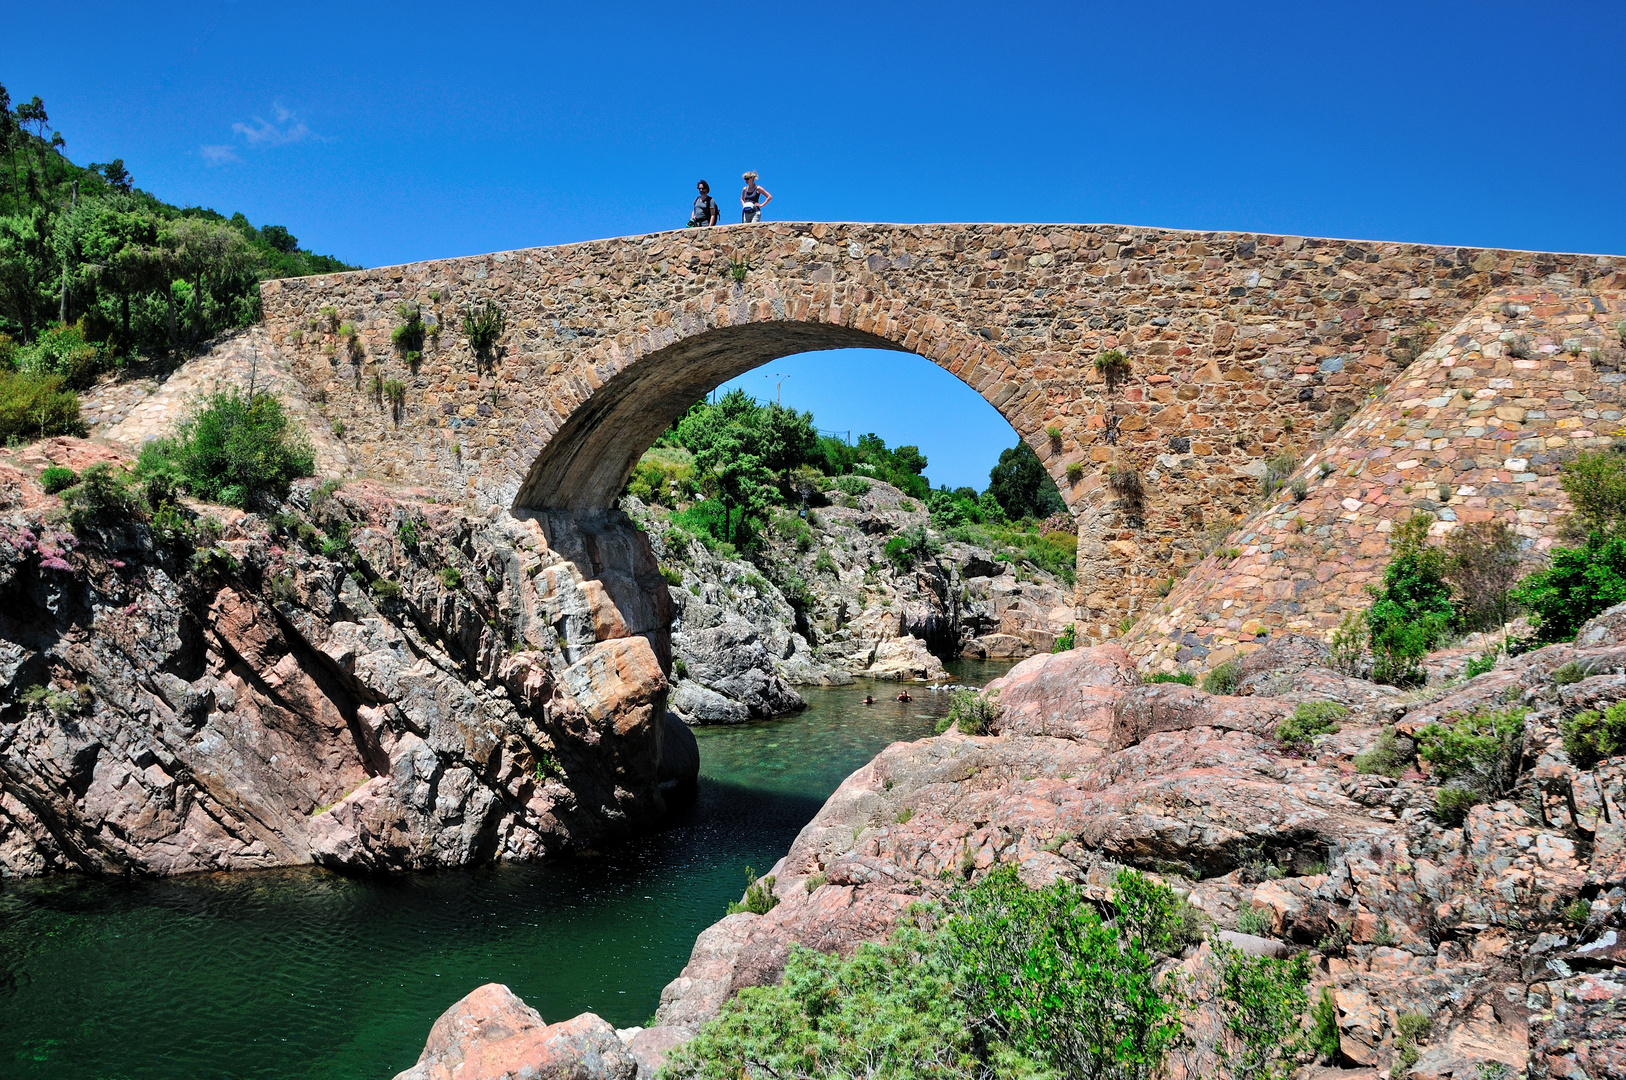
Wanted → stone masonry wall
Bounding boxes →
[1125,287,1626,673]
[257,222,1626,642]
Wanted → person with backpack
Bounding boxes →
[689,180,719,227]
[740,171,772,223]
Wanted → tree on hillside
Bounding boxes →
[987,441,1065,520]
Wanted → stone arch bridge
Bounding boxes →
[258,222,1626,641]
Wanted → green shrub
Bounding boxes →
[390,302,426,355]
[1434,785,1479,825]
[60,462,146,531]
[1051,624,1076,652]
[1511,451,1626,642]
[1552,661,1585,686]
[1326,609,1367,677]
[39,466,77,494]
[370,578,402,600]
[1144,671,1196,685]
[0,370,84,442]
[1354,727,1411,777]
[944,866,1188,1080]
[437,566,462,589]
[1203,659,1241,695]
[1236,906,1272,936]
[396,517,419,549]
[1310,987,1341,1061]
[1464,652,1497,679]
[659,565,682,586]
[1366,513,1452,686]
[13,319,108,388]
[724,868,778,916]
[1210,942,1312,1080]
[834,474,871,497]
[665,929,1012,1080]
[812,548,836,574]
[1415,705,1525,797]
[137,390,314,508]
[1277,701,1348,749]
[1094,348,1132,388]
[936,688,1001,735]
[883,524,940,569]
[1561,703,1626,768]
[1513,534,1626,643]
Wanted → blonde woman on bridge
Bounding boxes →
[740,171,772,223]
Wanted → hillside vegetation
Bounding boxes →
[0,79,356,400]
[628,388,1074,581]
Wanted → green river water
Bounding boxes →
[0,660,1011,1079]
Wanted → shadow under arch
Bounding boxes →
[513,321,1058,515]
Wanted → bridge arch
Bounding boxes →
[512,314,1078,516]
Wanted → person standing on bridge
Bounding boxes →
[689,180,719,227]
[740,171,772,223]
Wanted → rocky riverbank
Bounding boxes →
[403,606,1626,1079]
[0,440,696,877]
[626,478,1073,724]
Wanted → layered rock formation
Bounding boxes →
[0,444,695,877]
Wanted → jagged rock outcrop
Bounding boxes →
[0,447,694,877]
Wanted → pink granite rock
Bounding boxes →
[393,983,636,1080]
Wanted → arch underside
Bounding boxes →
[514,322,918,512]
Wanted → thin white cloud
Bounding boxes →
[232,103,315,147]
[202,102,323,163]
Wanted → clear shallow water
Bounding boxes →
[0,660,1012,1080]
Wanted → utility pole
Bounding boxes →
[764,372,789,405]
[59,179,77,324]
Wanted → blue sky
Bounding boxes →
[6,0,1622,489]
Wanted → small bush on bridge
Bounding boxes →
[461,300,506,362]
[1512,450,1626,643]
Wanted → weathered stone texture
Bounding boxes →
[257,223,1626,642]
[1126,288,1626,672]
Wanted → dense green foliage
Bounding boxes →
[0,368,82,441]
[59,461,145,531]
[137,390,315,508]
[668,866,1227,1080]
[986,441,1066,520]
[1364,513,1453,685]
[1051,624,1076,652]
[1513,535,1626,643]
[1510,451,1626,643]
[1143,671,1196,686]
[0,80,355,364]
[633,389,1074,588]
[1562,702,1626,769]
[1209,943,1312,1080]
